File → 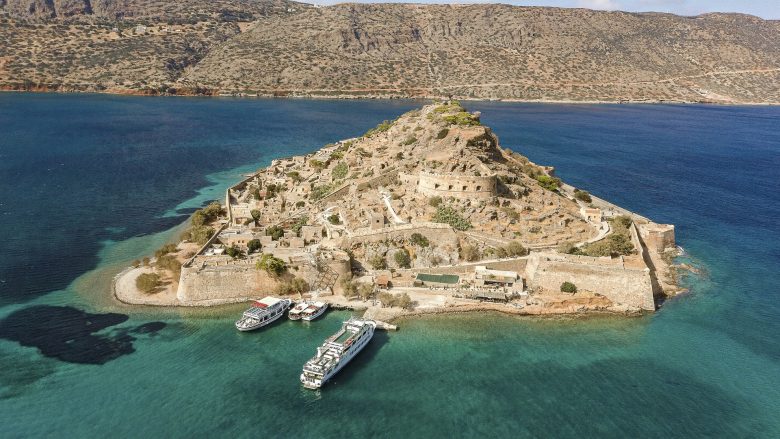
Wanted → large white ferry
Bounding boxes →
[235,297,291,331]
[300,318,376,389]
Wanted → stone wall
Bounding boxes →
[346,222,458,246]
[177,261,281,305]
[357,168,399,191]
[638,222,676,253]
[400,171,497,199]
[524,253,655,311]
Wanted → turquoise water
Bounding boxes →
[1,94,779,437]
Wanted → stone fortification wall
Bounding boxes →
[317,182,351,205]
[357,168,399,191]
[638,223,676,253]
[400,172,497,199]
[525,253,655,311]
[346,222,458,246]
[177,260,281,305]
[415,258,528,276]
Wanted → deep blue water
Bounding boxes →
[1,93,779,438]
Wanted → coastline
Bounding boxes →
[2,87,778,106]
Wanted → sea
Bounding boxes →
[1,93,779,438]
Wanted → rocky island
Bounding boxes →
[115,102,679,320]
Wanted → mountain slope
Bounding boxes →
[2,2,779,103]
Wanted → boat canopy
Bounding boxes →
[254,297,282,308]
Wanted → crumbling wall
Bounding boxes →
[410,172,497,199]
[177,261,281,305]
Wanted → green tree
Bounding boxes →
[369,255,387,270]
[394,249,412,268]
[561,282,577,294]
[266,225,284,241]
[394,292,413,310]
[247,239,262,254]
[506,241,528,257]
[256,254,287,277]
[250,209,262,226]
[574,189,592,203]
[535,174,561,191]
[378,291,395,308]
[225,245,243,259]
[328,214,341,225]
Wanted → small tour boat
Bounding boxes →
[235,297,291,331]
[288,301,309,320]
[301,301,328,321]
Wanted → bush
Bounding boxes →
[266,225,284,241]
[358,283,374,301]
[580,233,634,257]
[460,244,480,262]
[535,174,561,191]
[410,233,429,247]
[369,255,387,270]
[156,254,182,277]
[332,162,348,180]
[364,120,394,137]
[275,277,309,295]
[401,136,417,146]
[574,189,592,203]
[506,241,528,257]
[394,249,411,268]
[557,242,579,255]
[309,159,325,170]
[378,291,395,307]
[256,254,287,277]
[247,239,262,254]
[311,183,333,201]
[395,293,413,309]
[436,128,449,139]
[291,216,308,236]
[341,279,359,299]
[154,243,177,258]
[433,205,472,231]
[287,171,302,182]
[611,215,633,230]
[225,245,243,259]
[428,196,442,207]
[328,214,341,225]
[185,225,214,245]
[136,273,161,294]
[561,282,577,294]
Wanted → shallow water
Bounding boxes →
[1,94,779,438]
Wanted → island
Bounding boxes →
[114,102,680,321]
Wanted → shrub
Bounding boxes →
[506,241,528,257]
[358,283,374,301]
[309,159,325,170]
[136,273,161,294]
[378,291,395,307]
[574,189,592,203]
[460,244,480,262]
[256,254,287,277]
[291,216,308,236]
[247,239,262,254]
[287,171,302,182]
[185,225,214,245]
[275,277,309,295]
[428,196,442,207]
[295,200,305,208]
[332,162,348,180]
[436,128,449,139]
[580,233,634,257]
[364,120,394,137]
[432,205,472,231]
[369,254,387,270]
[266,225,284,241]
[225,245,243,259]
[561,282,577,294]
[394,292,413,309]
[154,243,177,258]
[557,242,579,255]
[535,174,561,191]
[328,214,341,225]
[156,254,182,277]
[442,112,481,126]
[611,215,633,230]
[401,136,416,146]
[394,249,411,268]
[410,233,429,247]
[311,183,333,201]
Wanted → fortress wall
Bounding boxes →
[416,258,528,276]
[176,263,281,304]
[406,172,496,199]
[638,223,676,253]
[318,182,351,205]
[357,169,399,191]
[525,253,655,311]
[347,223,458,246]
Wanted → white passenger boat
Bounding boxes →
[301,301,328,321]
[300,318,376,389]
[235,297,291,331]
[288,301,308,320]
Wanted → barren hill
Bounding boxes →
[2,2,779,103]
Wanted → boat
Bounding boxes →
[235,297,291,331]
[301,301,328,321]
[288,301,308,320]
[300,318,376,389]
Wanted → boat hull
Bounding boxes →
[301,304,328,321]
[235,299,291,331]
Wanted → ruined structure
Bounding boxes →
[120,102,677,314]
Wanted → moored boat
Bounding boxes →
[301,301,328,321]
[288,301,308,320]
[235,297,291,331]
[300,318,376,389]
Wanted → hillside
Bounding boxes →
[2,2,779,103]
